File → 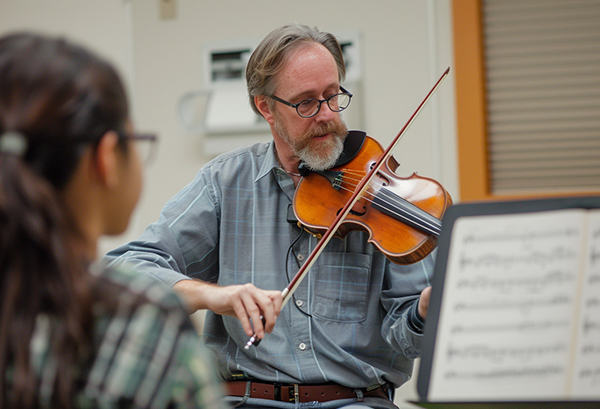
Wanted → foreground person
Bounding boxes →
[0,32,226,408]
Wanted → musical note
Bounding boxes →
[450,320,570,335]
[458,246,577,271]
[581,343,600,355]
[577,368,600,387]
[462,227,580,246]
[582,316,600,335]
[444,366,564,380]
[446,342,567,363]
[455,270,575,294]
[453,295,571,314]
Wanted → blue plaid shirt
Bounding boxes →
[106,140,434,390]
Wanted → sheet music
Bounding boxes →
[428,209,597,401]
[571,209,600,397]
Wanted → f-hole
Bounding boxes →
[369,162,390,187]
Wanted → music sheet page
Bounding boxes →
[428,209,599,401]
[571,209,600,397]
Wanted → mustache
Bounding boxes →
[303,121,347,141]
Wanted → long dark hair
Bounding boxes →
[0,33,129,408]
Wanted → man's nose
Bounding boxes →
[314,101,337,123]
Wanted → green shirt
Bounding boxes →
[26,262,227,409]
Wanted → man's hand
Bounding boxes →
[173,280,282,340]
[418,286,432,319]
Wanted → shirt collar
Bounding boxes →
[255,141,279,183]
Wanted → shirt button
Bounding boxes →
[299,343,307,351]
[295,299,304,307]
[297,254,305,261]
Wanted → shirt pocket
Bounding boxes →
[312,252,372,323]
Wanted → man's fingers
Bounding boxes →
[261,290,283,333]
[240,291,267,338]
[205,283,283,339]
[231,298,255,337]
[418,286,432,319]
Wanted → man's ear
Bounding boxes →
[92,131,121,188]
[255,95,275,125]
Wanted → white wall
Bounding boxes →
[124,0,459,244]
[0,0,458,403]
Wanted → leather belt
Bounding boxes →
[225,380,389,403]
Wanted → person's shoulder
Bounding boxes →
[178,140,272,200]
[83,263,225,408]
[90,261,188,312]
[204,140,270,170]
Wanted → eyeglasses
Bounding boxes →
[119,133,158,164]
[269,86,352,118]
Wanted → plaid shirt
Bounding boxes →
[107,140,434,389]
[26,263,227,409]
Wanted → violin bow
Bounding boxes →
[244,67,450,349]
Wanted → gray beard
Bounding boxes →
[274,117,348,171]
[296,136,344,171]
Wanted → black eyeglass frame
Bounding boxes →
[39,131,159,164]
[116,132,158,164]
[71,132,158,146]
[269,86,353,118]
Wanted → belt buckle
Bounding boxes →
[287,384,299,403]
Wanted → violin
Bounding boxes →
[244,67,451,349]
[294,130,452,265]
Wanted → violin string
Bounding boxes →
[337,183,441,236]
[339,170,441,235]
[333,169,442,236]
[341,185,441,236]
[332,168,428,222]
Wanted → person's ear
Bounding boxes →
[92,131,121,189]
[255,95,275,125]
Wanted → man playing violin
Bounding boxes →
[106,23,433,409]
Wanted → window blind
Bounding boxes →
[483,0,600,194]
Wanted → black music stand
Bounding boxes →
[412,195,600,409]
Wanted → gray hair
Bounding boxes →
[246,23,346,116]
